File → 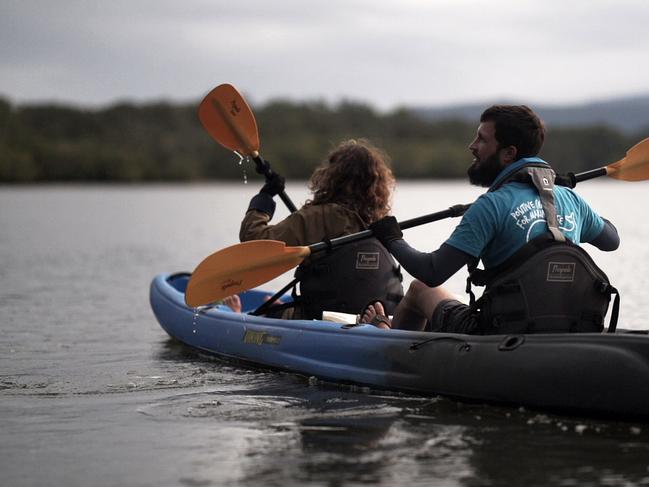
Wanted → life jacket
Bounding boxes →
[466,162,620,334]
[292,237,404,320]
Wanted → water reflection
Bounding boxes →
[141,349,649,487]
[149,335,649,484]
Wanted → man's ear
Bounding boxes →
[500,145,518,164]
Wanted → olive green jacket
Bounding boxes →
[240,203,367,246]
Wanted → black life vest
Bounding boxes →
[292,237,404,320]
[466,163,620,334]
[468,233,619,334]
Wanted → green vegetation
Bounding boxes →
[0,95,640,182]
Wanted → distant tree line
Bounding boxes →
[0,95,640,182]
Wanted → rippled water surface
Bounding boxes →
[2,182,649,486]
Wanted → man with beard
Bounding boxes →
[361,105,620,334]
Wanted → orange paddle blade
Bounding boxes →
[606,137,649,181]
[185,240,311,307]
[198,83,260,156]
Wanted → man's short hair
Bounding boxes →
[480,105,545,158]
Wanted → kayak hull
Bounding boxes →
[150,272,649,419]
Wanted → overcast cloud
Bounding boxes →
[1,0,648,110]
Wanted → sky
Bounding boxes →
[1,0,649,111]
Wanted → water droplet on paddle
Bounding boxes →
[234,152,249,184]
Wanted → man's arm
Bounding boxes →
[588,218,620,251]
[387,240,476,287]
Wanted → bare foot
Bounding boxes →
[360,301,391,330]
[223,294,242,313]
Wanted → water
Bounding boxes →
[1,181,649,486]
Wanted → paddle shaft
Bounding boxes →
[574,167,607,183]
[308,204,470,254]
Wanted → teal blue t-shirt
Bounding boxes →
[445,161,605,268]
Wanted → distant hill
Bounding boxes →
[413,94,649,135]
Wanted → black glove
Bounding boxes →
[370,216,403,246]
[260,172,285,197]
[255,158,271,176]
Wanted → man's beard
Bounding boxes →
[467,152,504,187]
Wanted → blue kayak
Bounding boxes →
[150,272,649,419]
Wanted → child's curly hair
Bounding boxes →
[306,139,395,225]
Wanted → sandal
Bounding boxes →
[360,300,392,329]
